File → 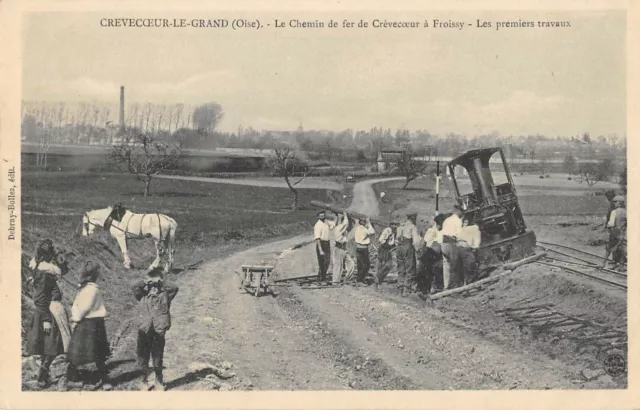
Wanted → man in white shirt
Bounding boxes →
[374,220,399,290]
[457,216,482,285]
[354,216,375,285]
[314,211,331,285]
[331,211,350,285]
[396,211,422,296]
[441,205,463,289]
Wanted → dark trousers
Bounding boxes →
[459,246,479,285]
[376,245,393,284]
[356,247,370,283]
[137,329,166,382]
[418,248,441,294]
[396,241,416,290]
[316,241,331,281]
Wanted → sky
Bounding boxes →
[22,10,626,137]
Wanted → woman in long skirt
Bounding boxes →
[63,261,112,390]
[25,239,68,388]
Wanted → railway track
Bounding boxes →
[534,241,627,290]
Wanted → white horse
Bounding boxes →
[82,203,178,273]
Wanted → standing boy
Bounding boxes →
[132,268,179,391]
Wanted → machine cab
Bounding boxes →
[447,148,536,268]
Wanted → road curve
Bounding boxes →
[347,177,404,217]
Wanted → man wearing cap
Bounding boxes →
[331,210,350,285]
[374,220,399,290]
[354,216,376,285]
[441,205,464,289]
[457,215,482,285]
[602,195,627,269]
[314,211,331,285]
[396,211,422,296]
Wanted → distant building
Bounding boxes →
[376,149,405,173]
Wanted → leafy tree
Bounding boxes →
[562,154,577,175]
[396,147,428,189]
[268,147,308,210]
[192,102,224,135]
[110,134,183,196]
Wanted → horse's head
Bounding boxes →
[112,203,127,222]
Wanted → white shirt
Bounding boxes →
[424,227,443,248]
[608,208,627,229]
[441,214,463,238]
[71,282,107,322]
[458,224,481,249]
[355,222,375,245]
[398,221,422,245]
[378,227,396,246]
[333,218,349,243]
[314,220,331,241]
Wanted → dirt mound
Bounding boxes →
[435,263,627,388]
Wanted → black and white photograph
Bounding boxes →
[0,1,637,408]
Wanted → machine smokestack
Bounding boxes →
[119,86,125,135]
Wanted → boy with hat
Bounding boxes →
[132,267,179,391]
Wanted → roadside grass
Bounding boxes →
[21,171,338,384]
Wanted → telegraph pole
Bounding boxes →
[435,160,440,216]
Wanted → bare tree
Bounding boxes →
[396,147,427,189]
[173,103,184,132]
[576,163,599,187]
[268,147,308,211]
[110,134,183,196]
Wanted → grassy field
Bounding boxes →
[21,172,340,355]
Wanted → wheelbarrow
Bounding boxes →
[239,265,274,297]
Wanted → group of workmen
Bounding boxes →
[313,203,482,297]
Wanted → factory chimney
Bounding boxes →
[118,86,125,135]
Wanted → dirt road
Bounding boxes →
[347,177,404,216]
[105,177,620,391]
